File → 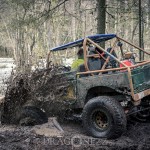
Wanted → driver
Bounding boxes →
[71,47,84,70]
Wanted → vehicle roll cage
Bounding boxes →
[47,36,150,101]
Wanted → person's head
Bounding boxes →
[77,47,84,59]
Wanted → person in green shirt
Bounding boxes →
[71,48,84,70]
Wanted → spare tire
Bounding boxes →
[19,106,48,126]
[82,96,126,139]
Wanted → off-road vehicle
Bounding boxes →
[2,34,150,139]
[46,34,150,139]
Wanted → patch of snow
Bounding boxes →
[0,58,15,95]
[62,58,74,66]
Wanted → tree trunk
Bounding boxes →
[148,0,150,23]
[97,0,106,49]
[139,0,144,61]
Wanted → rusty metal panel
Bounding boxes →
[134,89,150,101]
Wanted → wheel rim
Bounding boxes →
[92,110,109,131]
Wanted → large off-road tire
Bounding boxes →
[82,96,126,139]
[19,106,48,126]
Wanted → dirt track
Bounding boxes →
[0,119,150,150]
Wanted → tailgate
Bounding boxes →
[132,64,150,94]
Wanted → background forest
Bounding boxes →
[0,0,149,71]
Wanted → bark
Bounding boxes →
[139,0,144,61]
[97,0,106,49]
[148,0,150,24]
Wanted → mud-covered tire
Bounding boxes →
[82,96,126,139]
[19,106,48,126]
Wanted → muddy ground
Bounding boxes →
[0,119,150,150]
